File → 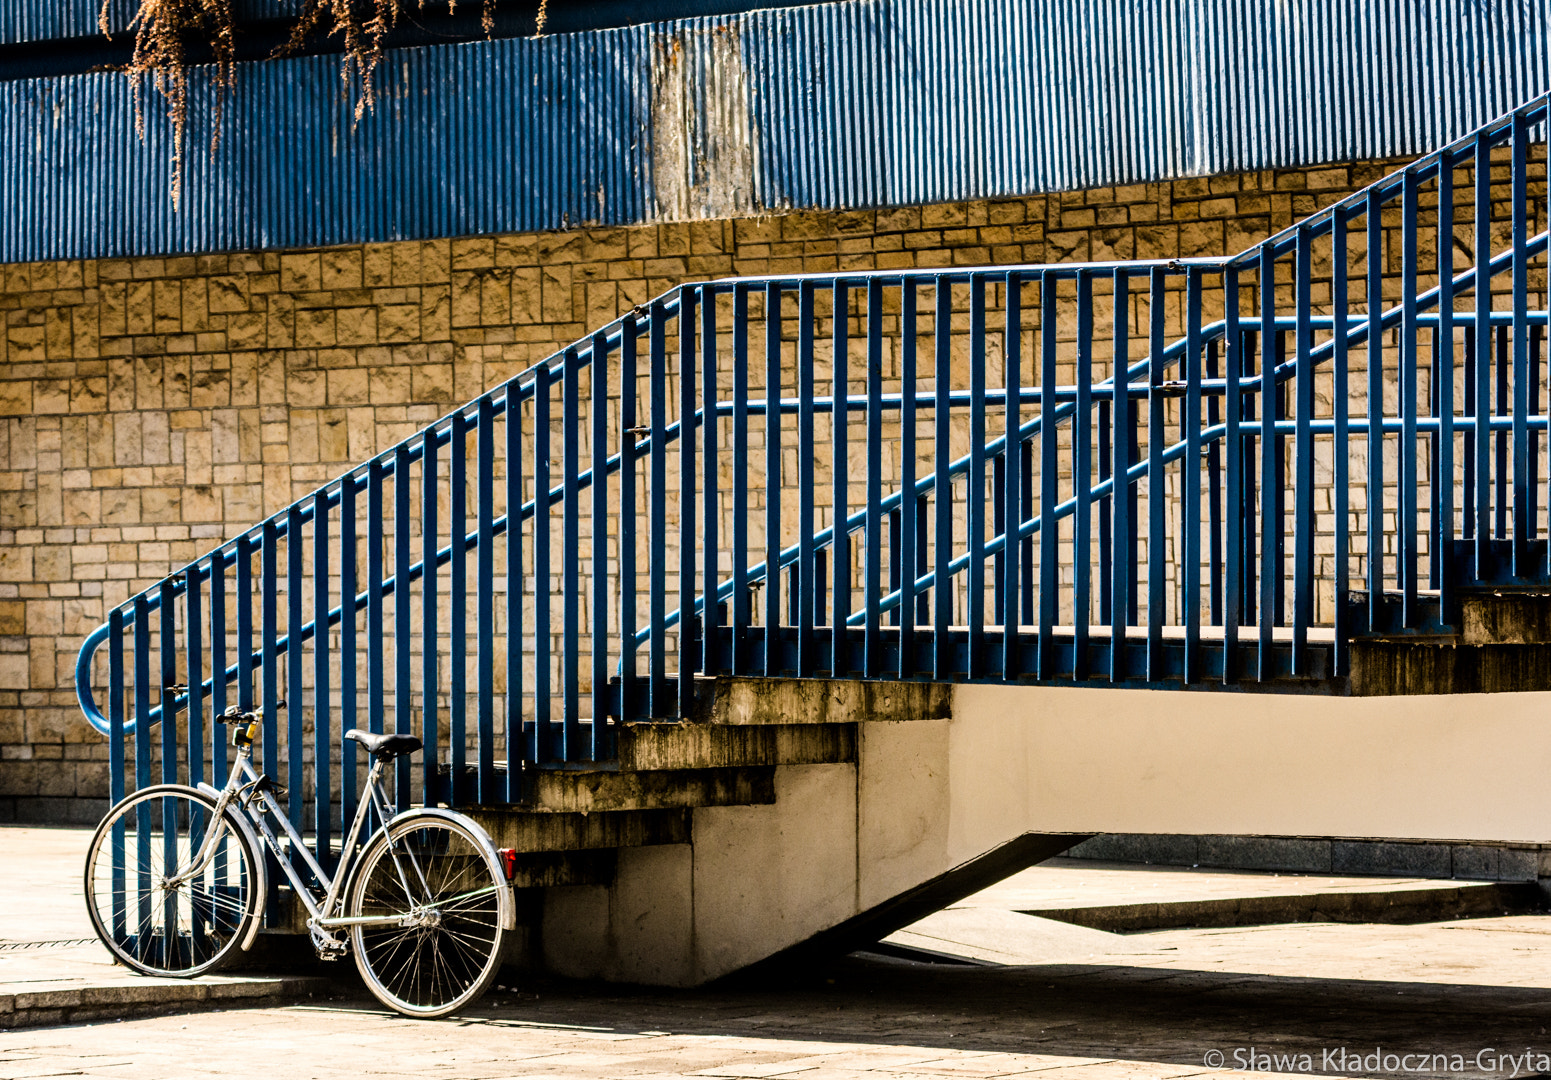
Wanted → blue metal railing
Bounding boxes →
[77,92,1549,847]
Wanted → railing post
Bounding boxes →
[1146,268,1166,681]
[564,346,584,748]
[1037,270,1058,679]
[1435,161,1455,623]
[313,491,331,853]
[700,291,720,688]
[933,276,951,680]
[1257,246,1277,679]
[337,485,356,834]
[764,282,782,678]
[533,363,553,755]
[798,281,816,677]
[1073,271,1093,680]
[648,303,666,715]
[477,397,497,784]
[1223,267,1241,684]
[832,282,850,676]
[1110,270,1130,682]
[1294,225,1315,672]
[730,291,750,676]
[261,520,279,780]
[447,419,466,791]
[865,277,884,678]
[617,320,636,724]
[1332,212,1350,676]
[504,386,520,793]
[1184,268,1203,683]
[1473,129,1491,578]
[422,428,439,805]
[1400,170,1420,624]
[967,274,986,678]
[898,283,918,679]
[595,330,615,759]
[395,443,415,810]
[1511,111,1530,577]
[286,502,305,824]
[677,292,698,719]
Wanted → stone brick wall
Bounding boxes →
[2,151,1546,823]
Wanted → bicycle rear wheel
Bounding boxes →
[347,815,507,1018]
[84,785,261,978]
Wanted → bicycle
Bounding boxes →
[82,706,516,1018]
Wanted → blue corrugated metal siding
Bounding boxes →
[2,0,1548,262]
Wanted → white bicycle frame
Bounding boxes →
[179,725,513,951]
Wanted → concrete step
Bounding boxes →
[618,721,856,771]
[522,765,776,813]
[467,806,690,853]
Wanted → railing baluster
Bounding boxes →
[1005,271,1023,678]
[993,455,1006,628]
[1400,171,1420,622]
[395,444,414,810]
[678,294,698,720]
[564,347,583,750]
[1333,212,1350,677]
[313,492,331,854]
[185,561,203,793]
[1436,160,1455,623]
[1206,336,1223,627]
[1111,271,1130,682]
[618,320,637,719]
[899,284,917,678]
[933,276,951,680]
[1258,246,1277,679]
[1369,188,1387,620]
[1146,268,1166,681]
[1038,271,1058,678]
[534,364,554,757]
[158,579,176,788]
[1498,327,1510,540]
[595,331,614,758]
[833,282,850,675]
[1474,131,1491,575]
[210,550,227,787]
[730,291,749,675]
[648,303,666,715]
[1073,272,1093,680]
[286,503,305,824]
[765,283,782,676]
[888,510,901,628]
[423,429,439,805]
[1511,111,1530,576]
[968,275,986,678]
[865,278,884,678]
[1021,440,1035,627]
[447,418,466,790]
[338,487,356,835]
[798,282,816,676]
[1294,226,1314,671]
[1223,269,1241,683]
[477,396,497,784]
[700,293,720,686]
[108,607,125,943]
[133,593,150,805]
[261,520,279,779]
[1184,268,1203,683]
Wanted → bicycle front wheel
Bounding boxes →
[83,785,261,978]
[347,815,507,1018]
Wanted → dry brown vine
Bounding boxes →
[108,0,516,202]
[101,0,237,205]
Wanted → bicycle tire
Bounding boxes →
[347,814,507,1018]
[84,784,262,978]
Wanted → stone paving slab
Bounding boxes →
[7,913,1551,1080]
[0,825,335,1030]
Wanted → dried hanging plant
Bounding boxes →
[101,0,237,205]
[107,0,518,201]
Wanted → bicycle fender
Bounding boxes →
[383,808,516,931]
[196,782,269,952]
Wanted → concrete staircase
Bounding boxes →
[466,679,1081,987]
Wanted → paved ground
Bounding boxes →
[4,827,1551,1078]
